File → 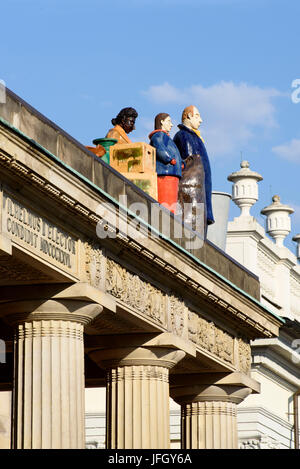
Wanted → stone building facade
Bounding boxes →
[84,161,300,450]
[0,89,284,449]
[226,162,300,449]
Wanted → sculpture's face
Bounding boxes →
[121,115,136,134]
[188,107,202,130]
[161,115,173,133]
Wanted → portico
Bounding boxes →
[0,89,283,449]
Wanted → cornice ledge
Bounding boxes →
[237,406,294,430]
[227,217,265,237]
[259,238,297,266]
[251,337,300,369]
[252,355,300,388]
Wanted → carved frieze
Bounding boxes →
[237,338,252,373]
[85,251,236,366]
[240,436,281,449]
[188,311,198,343]
[106,258,167,326]
[198,317,216,354]
[169,295,187,338]
[85,242,105,290]
[215,328,234,364]
[188,310,234,365]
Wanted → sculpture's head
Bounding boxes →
[111,107,138,134]
[154,113,173,134]
[182,105,202,130]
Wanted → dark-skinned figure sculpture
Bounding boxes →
[106,107,138,144]
[174,105,214,237]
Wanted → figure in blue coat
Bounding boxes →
[149,113,182,213]
[174,105,214,236]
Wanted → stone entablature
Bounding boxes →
[84,246,250,372]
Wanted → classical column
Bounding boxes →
[171,373,256,449]
[0,298,102,449]
[89,335,187,449]
[0,391,11,449]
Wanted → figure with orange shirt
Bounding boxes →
[106,107,138,144]
[149,113,182,213]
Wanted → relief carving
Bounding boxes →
[85,250,235,366]
[240,436,281,449]
[169,295,186,337]
[238,338,252,373]
[198,317,215,353]
[215,328,234,364]
[197,316,234,364]
[188,311,198,343]
[85,242,105,290]
[106,258,166,326]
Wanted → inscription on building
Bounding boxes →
[2,194,77,273]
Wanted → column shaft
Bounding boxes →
[12,320,85,449]
[106,365,170,449]
[0,391,11,449]
[171,377,253,450]
[182,401,238,449]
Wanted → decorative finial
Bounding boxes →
[227,160,263,217]
[261,195,294,247]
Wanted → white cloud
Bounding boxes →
[143,81,281,158]
[272,139,300,163]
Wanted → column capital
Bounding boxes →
[0,299,102,327]
[88,333,191,370]
[0,282,109,327]
[170,372,258,405]
[171,383,251,405]
[90,346,185,370]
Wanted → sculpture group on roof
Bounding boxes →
[87,105,215,238]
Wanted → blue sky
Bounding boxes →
[1,0,300,252]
